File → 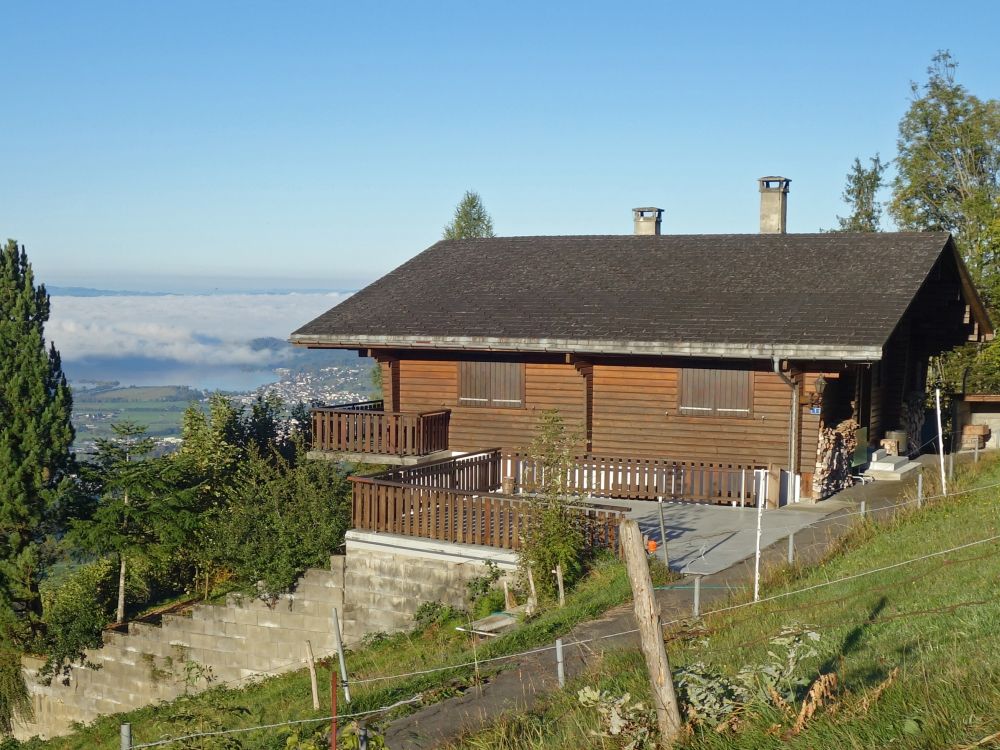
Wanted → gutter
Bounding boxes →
[772,357,799,477]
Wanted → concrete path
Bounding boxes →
[384,461,935,750]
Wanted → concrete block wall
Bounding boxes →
[15,535,512,741]
[15,562,347,741]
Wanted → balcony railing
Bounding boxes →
[351,456,626,552]
[311,401,451,457]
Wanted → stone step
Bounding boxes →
[866,462,921,481]
[869,455,910,471]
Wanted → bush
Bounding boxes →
[518,411,587,598]
[207,447,352,597]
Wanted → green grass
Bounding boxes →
[72,385,204,444]
[447,457,1000,750]
[25,556,671,749]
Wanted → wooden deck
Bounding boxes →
[348,449,767,552]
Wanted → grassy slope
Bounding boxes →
[450,458,1000,750]
[28,557,669,749]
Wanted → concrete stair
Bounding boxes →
[866,449,922,481]
[16,560,351,741]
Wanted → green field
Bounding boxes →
[72,385,205,448]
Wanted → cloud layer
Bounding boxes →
[47,292,350,367]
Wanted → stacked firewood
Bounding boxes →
[812,418,860,498]
[900,392,926,457]
[961,424,991,450]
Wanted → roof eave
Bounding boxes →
[289,333,883,362]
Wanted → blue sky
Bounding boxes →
[3,1,999,292]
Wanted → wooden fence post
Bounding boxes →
[620,519,683,744]
[306,640,320,711]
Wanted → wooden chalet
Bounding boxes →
[290,181,992,551]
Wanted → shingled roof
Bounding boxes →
[291,232,989,361]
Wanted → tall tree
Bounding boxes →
[443,190,495,239]
[72,423,164,624]
[0,240,75,646]
[890,51,1000,304]
[836,155,886,231]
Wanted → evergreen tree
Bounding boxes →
[71,422,176,624]
[835,155,886,231]
[443,191,495,239]
[0,239,74,646]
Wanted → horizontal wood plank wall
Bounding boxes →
[591,364,793,465]
[380,361,395,412]
[396,358,586,452]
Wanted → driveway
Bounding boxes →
[589,495,851,574]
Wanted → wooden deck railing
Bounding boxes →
[504,452,764,505]
[376,449,503,492]
[351,476,625,552]
[311,404,450,456]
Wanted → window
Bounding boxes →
[458,361,524,408]
[679,368,751,417]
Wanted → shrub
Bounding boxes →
[518,411,587,598]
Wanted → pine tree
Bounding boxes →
[835,155,886,232]
[0,240,75,646]
[443,191,495,239]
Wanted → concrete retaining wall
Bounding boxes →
[15,535,514,741]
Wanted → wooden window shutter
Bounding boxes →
[459,361,524,408]
[680,368,751,416]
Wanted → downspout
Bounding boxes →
[772,357,798,476]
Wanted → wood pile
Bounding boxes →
[901,392,926,457]
[961,423,991,450]
[812,418,860,498]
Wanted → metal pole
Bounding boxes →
[120,723,132,750]
[860,500,866,518]
[332,608,351,703]
[692,575,701,618]
[917,472,923,509]
[556,638,565,687]
[359,723,369,750]
[975,442,980,463]
[936,388,948,496]
[753,475,764,602]
[787,532,794,565]
[657,497,669,569]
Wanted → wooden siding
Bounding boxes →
[388,354,825,481]
[590,363,795,465]
[396,357,586,452]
